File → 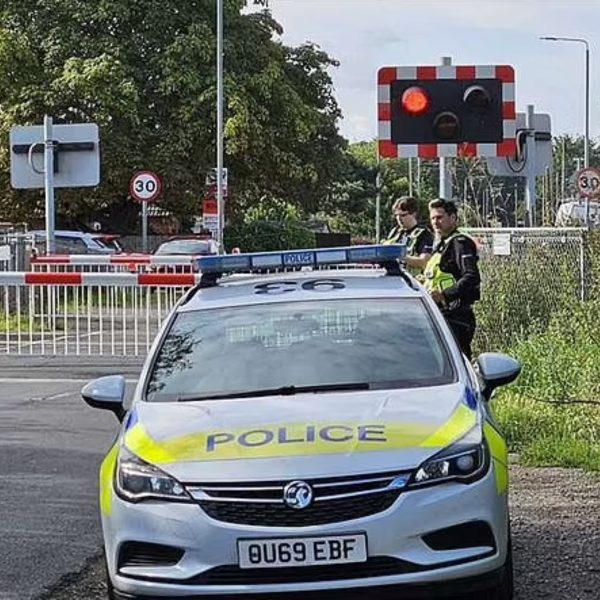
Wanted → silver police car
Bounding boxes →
[83,245,520,599]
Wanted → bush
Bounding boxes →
[224,221,315,253]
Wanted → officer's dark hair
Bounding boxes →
[428,198,458,217]
[392,196,419,215]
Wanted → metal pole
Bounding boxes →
[142,201,148,253]
[216,0,225,252]
[525,104,537,226]
[438,57,453,201]
[584,43,590,225]
[561,137,566,198]
[416,157,421,197]
[43,115,55,254]
[408,157,413,196]
[375,168,382,242]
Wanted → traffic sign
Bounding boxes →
[377,64,516,158]
[130,171,162,203]
[10,123,100,189]
[487,113,552,178]
[576,167,600,198]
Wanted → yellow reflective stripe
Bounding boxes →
[420,403,477,448]
[124,406,477,465]
[99,443,119,516]
[484,421,508,495]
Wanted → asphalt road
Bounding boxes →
[0,357,141,600]
[1,357,598,600]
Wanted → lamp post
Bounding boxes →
[540,36,590,222]
[216,0,225,251]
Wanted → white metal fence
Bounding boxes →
[0,273,200,356]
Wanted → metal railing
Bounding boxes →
[0,272,200,356]
[0,228,592,356]
[30,254,201,273]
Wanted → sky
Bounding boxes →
[246,0,600,142]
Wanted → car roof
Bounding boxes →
[30,230,97,238]
[178,269,422,312]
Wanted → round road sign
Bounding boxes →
[130,171,162,202]
[576,167,600,198]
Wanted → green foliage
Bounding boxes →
[493,299,600,472]
[224,221,314,253]
[244,197,303,224]
[474,242,582,352]
[0,1,345,230]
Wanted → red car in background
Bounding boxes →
[152,236,218,272]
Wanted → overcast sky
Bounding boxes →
[249,0,600,142]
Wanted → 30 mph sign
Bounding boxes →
[576,167,600,198]
[130,171,162,203]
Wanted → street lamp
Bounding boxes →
[216,0,225,252]
[540,36,590,222]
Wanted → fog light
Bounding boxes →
[456,454,475,473]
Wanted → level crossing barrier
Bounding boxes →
[0,272,201,356]
[30,254,201,273]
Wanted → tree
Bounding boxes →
[0,0,345,232]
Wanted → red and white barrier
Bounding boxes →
[0,272,202,286]
[31,254,200,266]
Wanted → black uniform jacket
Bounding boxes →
[436,232,481,311]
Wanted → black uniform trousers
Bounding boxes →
[444,309,476,360]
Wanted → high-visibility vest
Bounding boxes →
[423,230,474,294]
[384,226,427,257]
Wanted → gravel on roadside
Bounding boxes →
[37,464,600,600]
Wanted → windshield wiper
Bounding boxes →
[176,382,370,402]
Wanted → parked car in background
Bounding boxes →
[153,236,218,257]
[555,200,600,227]
[30,230,118,255]
[94,234,124,253]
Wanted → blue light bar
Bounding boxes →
[198,244,406,274]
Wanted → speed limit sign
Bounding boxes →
[576,167,600,198]
[130,171,162,202]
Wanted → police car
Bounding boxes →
[82,245,521,600]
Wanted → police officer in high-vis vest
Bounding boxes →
[384,197,433,274]
[424,199,481,360]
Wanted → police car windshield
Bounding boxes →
[145,298,455,402]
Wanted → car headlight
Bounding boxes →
[115,448,192,503]
[409,429,489,488]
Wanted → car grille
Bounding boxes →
[185,470,409,527]
[186,556,421,585]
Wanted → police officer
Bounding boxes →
[384,196,433,274]
[424,199,481,360]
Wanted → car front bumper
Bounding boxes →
[104,465,508,598]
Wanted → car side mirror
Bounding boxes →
[477,352,521,401]
[81,375,126,421]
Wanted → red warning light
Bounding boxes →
[401,86,431,116]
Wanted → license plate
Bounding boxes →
[238,534,367,569]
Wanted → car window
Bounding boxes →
[154,240,215,255]
[146,298,455,402]
[56,236,87,250]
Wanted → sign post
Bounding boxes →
[43,116,56,253]
[130,171,162,252]
[205,168,228,242]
